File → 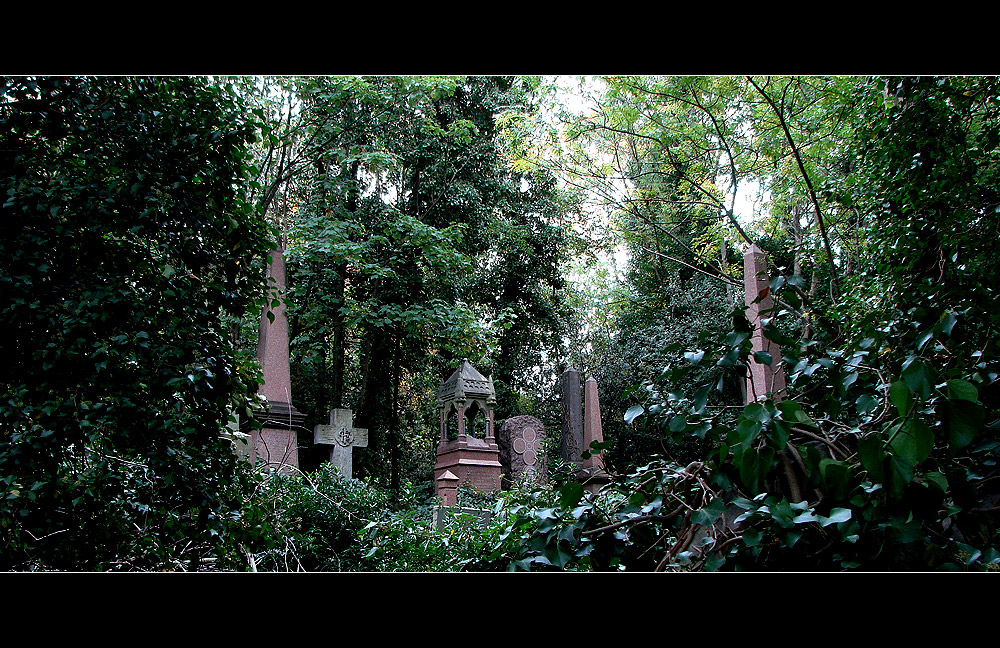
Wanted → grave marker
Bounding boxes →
[744,243,786,403]
[253,244,306,471]
[314,408,368,479]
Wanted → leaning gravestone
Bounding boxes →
[497,415,547,489]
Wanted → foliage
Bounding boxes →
[244,465,550,571]
[515,76,1000,571]
[0,77,274,570]
[260,76,579,491]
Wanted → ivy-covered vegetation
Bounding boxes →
[2,75,997,571]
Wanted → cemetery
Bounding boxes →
[3,75,1000,571]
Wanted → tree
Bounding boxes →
[514,76,1000,571]
[256,76,579,498]
[0,77,274,570]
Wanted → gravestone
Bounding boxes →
[560,367,584,468]
[744,243,786,403]
[253,244,306,471]
[314,408,368,479]
[497,415,547,489]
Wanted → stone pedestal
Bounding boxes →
[436,470,459,507]
[434,437,503,493]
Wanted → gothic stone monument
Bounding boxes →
[433,359,503,498]
[497,415,547,489]
[314,408,368,479]
[744,243,786,403]
[253,243,306,472]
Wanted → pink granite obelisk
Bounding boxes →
[744,243,786,403]
[582,377,606,473]
[253,243,306,471]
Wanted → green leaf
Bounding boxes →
[692,497,727,526]
[624,404,644,425]
[820,458,851,500]
[691,384,711,414]
[889,381,913,416]
[939,310,958,337]
[817,508,852,527]
[559,481,585,509]
[684,350,705,365]
[947,399,985,452]
[889,420,933,467]
[857,434,885,482]
[946,379,978,402]
[753,350,773,365]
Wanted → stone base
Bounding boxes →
[434,437,503,494]
[253,427,299,473]
[573,466,611,495]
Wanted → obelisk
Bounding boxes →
[254,243,306,471]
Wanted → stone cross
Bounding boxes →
[314,408,368,479]
[744,243,786,403]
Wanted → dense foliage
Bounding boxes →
[515,76,1000,571]
[0,77,274,570]
[3,75,997,571]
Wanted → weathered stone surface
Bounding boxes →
[254,244,305,471]
[497,415,547,489]
[314,408,368,479]
[560,367,583,465]
[744,243,786,403]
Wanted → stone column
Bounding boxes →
[437,470,459,507]
[583,377,605,473]
[254,244,306,471]
[744,243,786,403]
[561,367,584,466]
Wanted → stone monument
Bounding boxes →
[253,243,306,472]
[560,367,584,469]
[582,376,607,476]
[744,243,786,403]
[561,369,610,492]
[433,359,503,498]
[497,415,547,489]
[314,408,368,479]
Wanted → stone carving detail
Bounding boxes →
[314,408,368,479]
[498,415,547,489]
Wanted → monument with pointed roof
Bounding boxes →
[433,359,502,498]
